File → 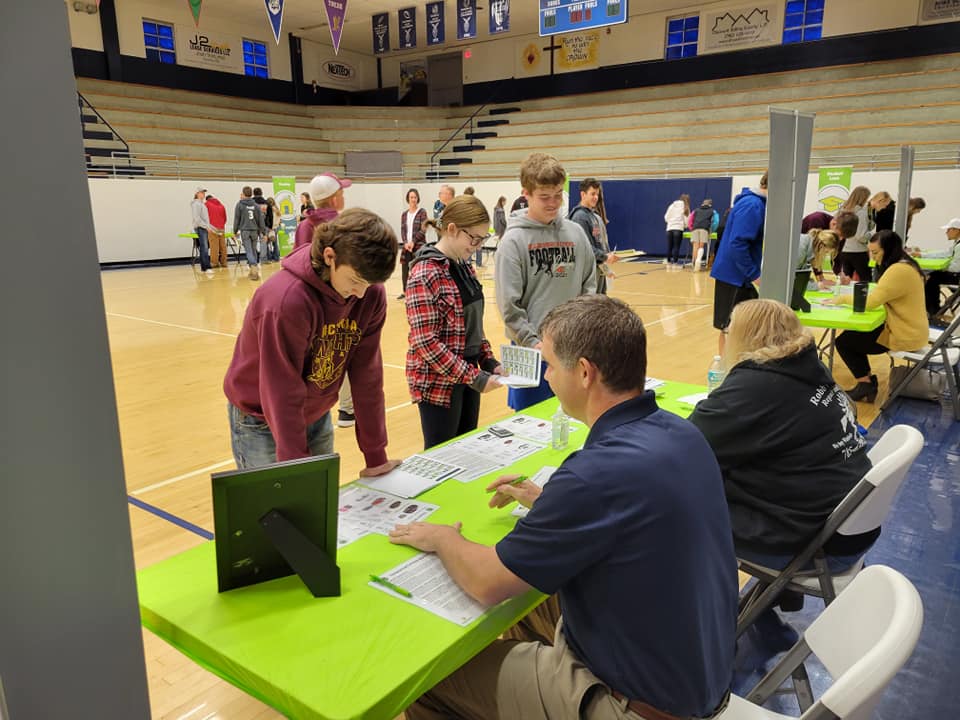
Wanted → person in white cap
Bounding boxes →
[924,218,960,317]
[190,186,214,275]
[294,172,352,251]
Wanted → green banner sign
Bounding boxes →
[817,167,852,213]
[272,176,297,256]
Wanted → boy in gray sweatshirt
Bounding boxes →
[495,153,597,410]
[234,185,267,280]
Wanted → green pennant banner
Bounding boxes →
[187,0,203,26]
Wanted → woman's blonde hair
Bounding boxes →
[423,195,490,236]
[809,228,840,273]
[725,299,814,368]
[869,190,892,208]
[842,185,871,210]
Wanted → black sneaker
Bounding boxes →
[337,410,356,428]
[396,293,405,301]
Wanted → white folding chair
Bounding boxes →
[722,565,923,719]
[737,425,923,638]
[884,313,960,420]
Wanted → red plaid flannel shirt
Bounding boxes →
[405,256,495,407]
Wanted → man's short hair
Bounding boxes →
[241,186,253,197]
[310,208,398,284]
[833,210,859,239]
[579,178,601,193]
[253,187,263,196]
[540,295,647,393]
[520,153,567,193]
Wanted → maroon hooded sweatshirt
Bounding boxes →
[294,206,339,250]
[223,245,388,466]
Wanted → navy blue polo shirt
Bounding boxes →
[496,392,738,718]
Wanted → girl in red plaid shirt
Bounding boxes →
[405,195,505,448]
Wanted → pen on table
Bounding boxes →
[369,574,413,598]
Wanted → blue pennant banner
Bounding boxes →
[372,12,390,54]
[489,0,509,34]
[426,1,445,45]
[457,0,477,40]
[398,6,417,49]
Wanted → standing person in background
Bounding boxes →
[709,171,768,353]
[294,173,352,251]
[496,153,597,411]
[299,192,314,222]
[664,193,690,268]
[836,186,871,281]
[205,193,228,269]
[191,187,214,277]
[688,198,719,272]
[405,196,504,449]
[569,178,620,294]
[434,184,454,220]
[869,191,896,233]
[510,194,529,214]
[233,186,266,281]
[252,188,270,264]
[399,188,428,301]
[493,196,508,238]
[906,197,926,239]
[462,187,488,267]
[797,228,841,288]
[266,197,282,261]
[801,209,833,234]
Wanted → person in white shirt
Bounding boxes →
[663,194,690,267]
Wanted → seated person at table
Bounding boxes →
[689,299,877,577]
[923,217,960,317]
[392,295,737,720]
[797,228,840,288]
[831,231,928,403]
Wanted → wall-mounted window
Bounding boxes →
[143,20,175,64]
[665,14,699,59]
[783,0,824,44]
[243,39,269,78]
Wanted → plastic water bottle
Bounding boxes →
[707,355,725,393]
[551,408,569,451]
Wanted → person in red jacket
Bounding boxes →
[223,208,400,476]
[204,194,229,268]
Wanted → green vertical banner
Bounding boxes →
[272,176,297,256]
[817,167,852,213]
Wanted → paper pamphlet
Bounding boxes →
[368,552,489,626]
[645,377,665,391]
[426,431,545,482]
[511,466,558,518]
[498,345,542,388]
[491,414,581,445]
[678,392,709,406]
[337,486,439,548]
[358,455,463,498]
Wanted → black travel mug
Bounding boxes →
[852,282,868,313]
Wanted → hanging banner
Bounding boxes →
[175,25,243,72]
[919,0,960,23]
[398,7,417,49]
[426,1,445,45]
[372,12,390,54]
[273,177,297,257]
[490,0,509,34]
[817,167,852,213]
[457,0,477,40]
[556,30,600,72]
[263,0,284,44]
[324,0,347,54]
[701,3,780,54]
[186,0,203,26]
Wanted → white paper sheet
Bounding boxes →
[423,431,546,482]
[645,377,666,391]
[358,455,463,498]
[492,414,581,445]
[678,392,709,406]
[499,345,542,388]
[511,466,559,518]
[337,486,439,548]
[369,552,489,626]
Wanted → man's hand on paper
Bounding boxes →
[486,474,542,510]
[360,459,403,477]
[389,521,462,553]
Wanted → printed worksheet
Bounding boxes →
[425,431,545,482]
[678,392,709,407]
[358,455,463,498]
[499,345,542,388]
[337,486,439,548]
[511,466,559,518]
[493,414,583,445]
[368,552,489,626]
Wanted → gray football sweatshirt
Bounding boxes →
[495,211,597,347]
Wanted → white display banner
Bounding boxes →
[700,3,780,54]
[919,0,960,23]
[175,25,243,73]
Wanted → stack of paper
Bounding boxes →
[358,455,463,498]
[337,486,439,547]
[498,345,542,388]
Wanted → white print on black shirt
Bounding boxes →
[811,384,866,459]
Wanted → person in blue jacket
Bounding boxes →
[710,172,767,352]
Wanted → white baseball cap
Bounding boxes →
[940,218,960,230]
[309,172,352,202]
[195,186,207,193]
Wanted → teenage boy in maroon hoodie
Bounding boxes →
[223,208,400,477]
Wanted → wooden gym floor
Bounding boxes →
[104,256,880,718]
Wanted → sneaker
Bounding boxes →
[249,265,260,281]
[396,293,405,300]
[337,410,356,428]
[204,269,215,276]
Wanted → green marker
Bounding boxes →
[510,475,528,485]
[369,574,413,598]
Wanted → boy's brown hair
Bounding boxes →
[310,208,397,283]
[520,153,567,192]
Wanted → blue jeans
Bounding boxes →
[239,230,260,267]
[736,545,863,573]
[228,403,334,469]
[474,249,483,266]
[195,226,211,270]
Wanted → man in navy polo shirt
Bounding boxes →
[391,295,738,720]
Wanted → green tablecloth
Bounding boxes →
[137,384,704,720]
[797,290,886,332]
[917,256,951,272]
[681,231,718,240]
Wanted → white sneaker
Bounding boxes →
[249,265,260,281]
[204,269,214,276]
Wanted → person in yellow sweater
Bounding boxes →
[830,230,928,402]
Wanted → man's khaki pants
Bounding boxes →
[210,230,228,267]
